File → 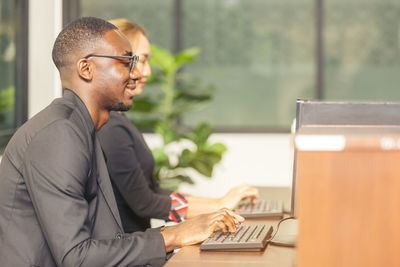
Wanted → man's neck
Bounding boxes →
[63,85,110,131]
[88,108,110,131]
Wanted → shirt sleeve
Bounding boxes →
[153,182,174,195]
[168,192,188,222]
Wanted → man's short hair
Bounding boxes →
[52,17,117,70]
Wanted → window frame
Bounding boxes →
[0,0,29,153]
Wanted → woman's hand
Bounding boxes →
[219,184,259,209]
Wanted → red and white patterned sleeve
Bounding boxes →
[168,192,188,222]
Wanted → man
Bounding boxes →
[0,17,243,266]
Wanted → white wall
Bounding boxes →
[28,0,63,118]
[144,133,294,198]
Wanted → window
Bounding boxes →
[76,0,400,131]
[324,0,400,101]
[0,0,28,152]
[180,0,314,131]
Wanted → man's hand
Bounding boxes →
[160,208,244,252]
[219,184,259,209]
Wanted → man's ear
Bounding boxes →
[77,58,93,81]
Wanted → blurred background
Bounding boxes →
[1,0,400,196]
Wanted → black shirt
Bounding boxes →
[98,111,172,233]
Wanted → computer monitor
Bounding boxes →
[290,99,400,217]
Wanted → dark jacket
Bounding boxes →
[0,90,167,266]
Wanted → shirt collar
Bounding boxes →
[62,88,96,134]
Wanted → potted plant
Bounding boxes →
[126,45,227,190]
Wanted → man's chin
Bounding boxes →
[118,106,131,112]
[112,102,132,112]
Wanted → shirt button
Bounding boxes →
[116,233,122,239]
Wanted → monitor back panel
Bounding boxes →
[296,100,400,129]
[291,100,400,217]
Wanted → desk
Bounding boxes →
[165,187,296,267]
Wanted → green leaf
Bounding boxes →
[150,44,175,73]
[191,158,213,177]
[176,87,214,102]
[202,143,228,154]
[173,78,215,114]
[152,147,170,165]
[198,150,223,165]
[185,122,213,146]
[177,148,195,168]
[155,121,179,144]
[0,86,14,113]
[174,47,200,69]
[176,149,222,177]
[170,175,195,184]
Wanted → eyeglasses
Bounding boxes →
[84,54,139,72]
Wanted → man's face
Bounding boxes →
[90,29,140,112]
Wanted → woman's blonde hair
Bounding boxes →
[108,18,147,43]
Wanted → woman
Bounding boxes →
[98,18,258,233]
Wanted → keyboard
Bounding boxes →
[200,224,273,251]
[236,199,284,218]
